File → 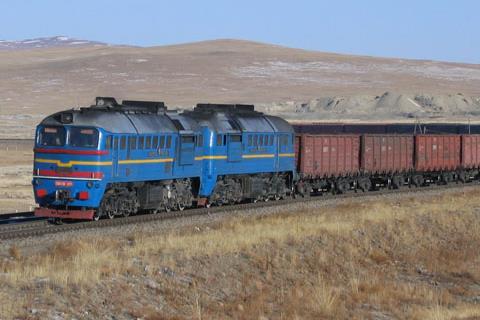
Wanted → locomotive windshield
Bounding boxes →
[38,126,66,146]
[69,127,99,148]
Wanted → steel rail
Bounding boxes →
[0,182,478,240]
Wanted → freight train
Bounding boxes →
[33,97,480,221]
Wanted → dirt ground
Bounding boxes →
[0,141,34,213]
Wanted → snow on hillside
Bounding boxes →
[0,36,108,50]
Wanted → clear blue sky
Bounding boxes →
[0,0,478,63]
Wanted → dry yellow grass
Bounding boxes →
[1,188,480,319]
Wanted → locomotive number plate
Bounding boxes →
[55,180,73,187]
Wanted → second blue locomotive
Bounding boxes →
[33,97,295,220]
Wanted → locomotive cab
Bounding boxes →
[33,123,110,220]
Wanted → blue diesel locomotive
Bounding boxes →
[33,97,295,220]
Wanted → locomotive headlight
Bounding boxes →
[87,181,94,189]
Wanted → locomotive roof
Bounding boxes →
[40,97,178,134]
[39,98,294,134]
[185,103,294,133]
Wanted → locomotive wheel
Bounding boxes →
[50,218,63,225]
[178,203,186,211]
[107,210,115,219]
[93,211,102,221]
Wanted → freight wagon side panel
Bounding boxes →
[461,135,480,169]
[415,135,461,172]
[361,135,414,174]
[297,135,360,177]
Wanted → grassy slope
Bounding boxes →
[1,189,480,319]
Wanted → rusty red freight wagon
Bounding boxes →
[415,135,461,172]
[295,134,360,177]
[361,135,414,174]
[461,135,480,169]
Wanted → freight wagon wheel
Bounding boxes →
[297,182,311,198]
[358,178,371,192]
[441,173,453,185]
[178,203,186,211]
[458,171,466,183]
[412,175,424,187]
[391,176,404,189]
[107,210,115,219]
[274,194,281,201]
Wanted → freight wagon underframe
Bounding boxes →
[295,168,480,197]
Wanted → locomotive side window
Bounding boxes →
[181,135,195,143]
[105,136,112,149]
[248,135,253,146]
[153,136,158,149]
[146,136,152,149]
[269,135,274,146]
[166,136,172,148]
[139,136,144,150]
[128,136,136,150]
[120,136,126,150]
[253,135,258,146]
[230,135,241,142]
[197,135,203,147]
[216,134,223,146]
[39,127,66,147]
[70,127,99,148]
[159,136,165,149]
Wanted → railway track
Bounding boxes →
[0,182,478,241]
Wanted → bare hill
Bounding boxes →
[1,39,480,137]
